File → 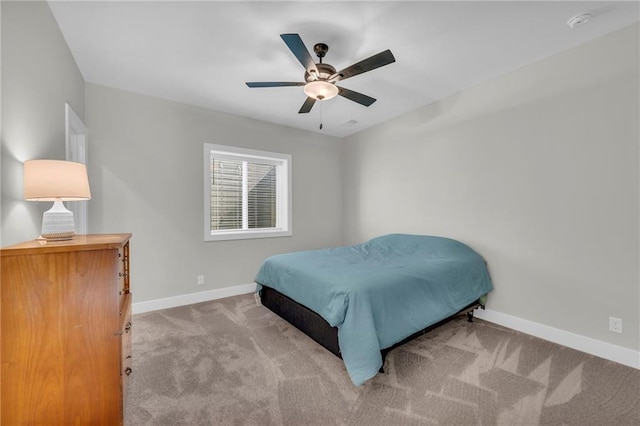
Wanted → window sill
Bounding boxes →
[205,229,292,242]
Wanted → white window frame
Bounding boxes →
[204,143,292,241]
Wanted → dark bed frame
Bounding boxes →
[259,284,484,370]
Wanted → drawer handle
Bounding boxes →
[125,322,132,333]
[119,272,128,278]
[124,367,132,376]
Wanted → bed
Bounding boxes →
[255,233,493,386]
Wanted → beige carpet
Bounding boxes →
[126,294,639,425]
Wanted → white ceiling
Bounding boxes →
[48,1,639,138]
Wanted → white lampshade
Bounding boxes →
[303,81,339,101]
[24,159,91,201]
[24,160,91,241]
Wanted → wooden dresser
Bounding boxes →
[1,233,132,425]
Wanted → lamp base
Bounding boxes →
[41,200,76,241]
[40,231,75,241]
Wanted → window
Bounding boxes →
[204,144,291,241]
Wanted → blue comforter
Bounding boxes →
[254,234,493,386]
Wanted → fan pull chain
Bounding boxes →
[319,101,323,130]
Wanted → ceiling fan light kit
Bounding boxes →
[304,81,339,100]
[246,33,395,115]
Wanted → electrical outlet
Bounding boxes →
[197,275,205,286]
[609,317,622,334]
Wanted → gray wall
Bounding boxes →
[85,83,345,302]
[1,1,85,246]
[343,24,640,351]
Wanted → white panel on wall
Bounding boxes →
[65,102,89,235]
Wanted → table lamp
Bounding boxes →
[23,159,92,241]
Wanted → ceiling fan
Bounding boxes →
[246,33,395,114]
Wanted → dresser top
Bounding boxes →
[1,233,131,256]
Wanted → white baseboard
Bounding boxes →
[132,283,256,314]
[474,308,640,370]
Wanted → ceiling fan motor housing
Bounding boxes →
[305,63,337,83]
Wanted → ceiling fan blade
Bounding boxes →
[332,49,395,81]
[246,82,305,88]
[281,33,319,76]
[337,87,376,107]
[298,97,316,113]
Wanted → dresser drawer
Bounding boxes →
[117,244,129,297]
[120,293,133,404]
[117,258,125,297]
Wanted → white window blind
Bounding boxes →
[204,144,291,241]
[246,162,276,229]
[211,159,243,230]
